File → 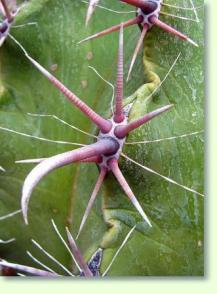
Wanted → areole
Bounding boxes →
[80,0,198,81]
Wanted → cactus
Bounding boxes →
[0,0,204,276]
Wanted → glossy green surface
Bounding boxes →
[0,0,204,276]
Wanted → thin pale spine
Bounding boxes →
[159,11,199,23]
[108,158,152,227]
[26,250,58,275]
[0,165,5,172]
[31,239,74,276]
[0,238,16,244]
[126,23,149,81]
[0,125,84,147]
[121,153,204,197]
[65,227,93,277]
[86,0,100,25]
[51,220,82,273]
[0,209,21,221]
[27,112,97,139]
[126,130,204,145]
[76,167,107,239]
[162,2,202,11]
[102,225,136,276]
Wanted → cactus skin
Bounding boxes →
[0,0,204,276]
